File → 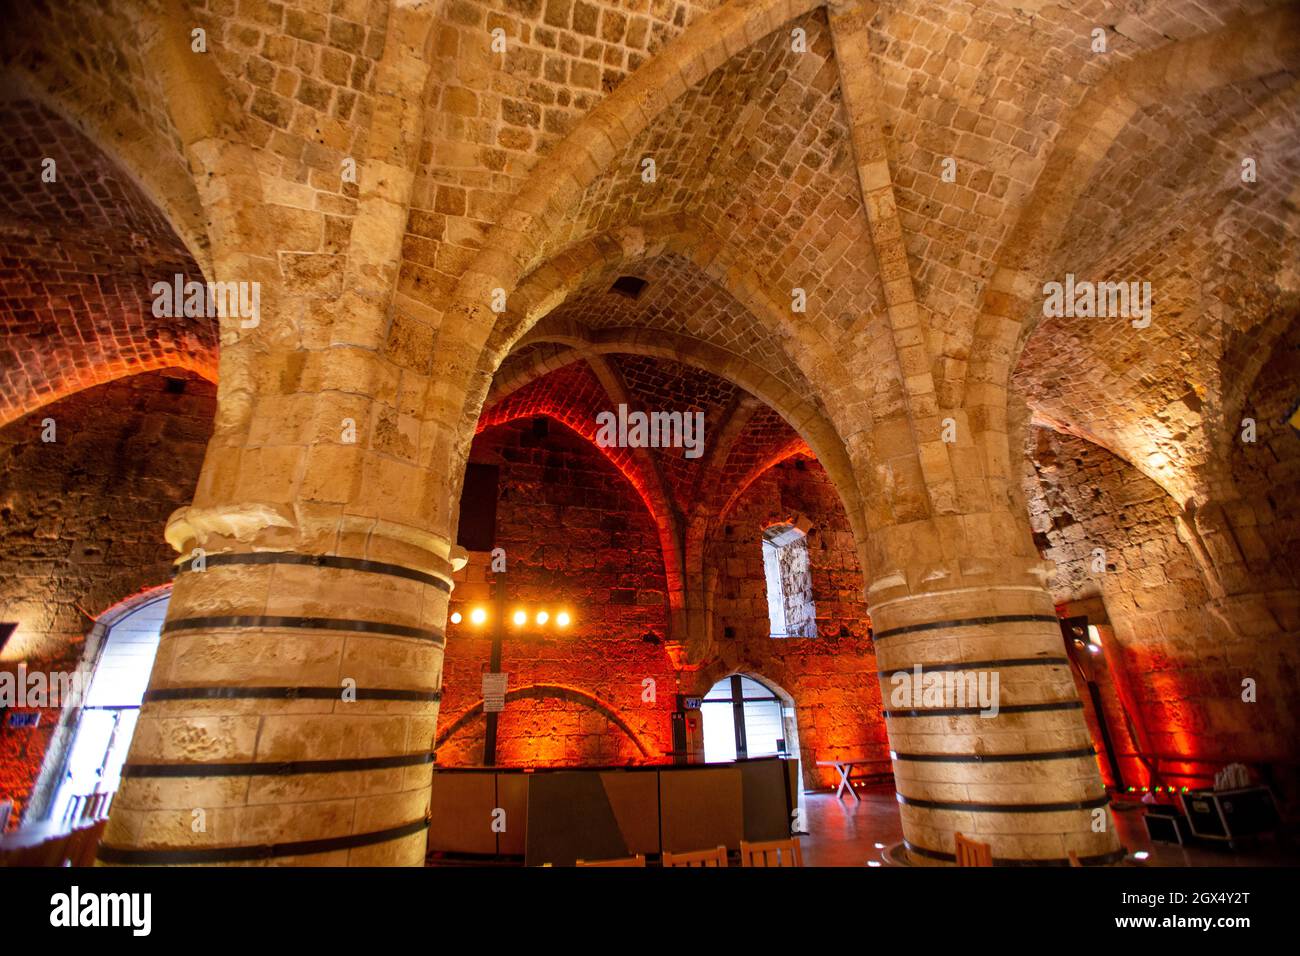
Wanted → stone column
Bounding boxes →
[95,507,453,866]
[97,334,457,865]
[868,515,1124,866]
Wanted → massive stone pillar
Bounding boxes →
[95,520,450,866]
[98,338,457,865]
[868,513,1124,866]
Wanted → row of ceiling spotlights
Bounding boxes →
[449,607,573,628]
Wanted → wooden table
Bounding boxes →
[817,759,891,802]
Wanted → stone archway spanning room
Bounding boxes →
[416,339,894,863]
[0,0,1296,907]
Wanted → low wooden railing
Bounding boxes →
[0,819,107,867]
[60,791,115,826]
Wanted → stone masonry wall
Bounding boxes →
[0,370,215,828]
[1025,424,1300,801]
[701,456,884,790]
[437,416,676,766]
[1227,326,1300,595]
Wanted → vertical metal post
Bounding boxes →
[483,571,506,767]
[730,674,748,759]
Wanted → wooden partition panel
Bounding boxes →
[428,771,496,855]
[659,766,744,853]
[599,771,661,855]
[497,772,529,856]
[428,759,795,862]
[740,758,794,842]
[525,772,628,867]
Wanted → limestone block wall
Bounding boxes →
[437,416,676,766]
[0,370,215,828]
[0,99,217,425]
[1226,326,1300,598]
[1025,425,1300,801]
[703,457,884,790]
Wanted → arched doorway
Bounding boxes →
[700,674,800,766]
[700,673,806,829]
[35,588,170,826]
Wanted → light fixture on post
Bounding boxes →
[469,586,576,767]
[449,605,572,632]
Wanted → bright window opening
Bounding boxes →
[48,593,168,825]
[701,675,789,762]
[761,523,816,638]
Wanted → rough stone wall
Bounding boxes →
[1025,424,1300,800]
[702,456,883,789]
[1227,327,1300,594]
[5,0,1292,867]
[0,100,216,426]
[437,416,676,766]
[0,370,215,827]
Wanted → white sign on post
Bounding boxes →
[482,673,508,713]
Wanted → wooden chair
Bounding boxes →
[954,832,992,867]
[68,820,108,867]
[662,845,729,867]
[576,854,646,867]
[740,838,803,867]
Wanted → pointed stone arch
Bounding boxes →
[499,323,867,567]
[477,378,687,641]
[426,0,835,477]
[963,7,1300,499]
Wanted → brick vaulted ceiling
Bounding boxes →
[0,96,216,426]
[1014,74,1300,501]
[0,0,1296,510]
[479,351,810,521]
[553,6,886,334]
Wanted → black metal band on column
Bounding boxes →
[897,793,1110,813]
[174,551,453,591]
[883,700,1083,718]
[873,613,1061,641]
[875,656,1070,676]
[121,751,437,779]
[891,746,1096,764]
[161,615,445,646]
[96,818,430,865]
[903,840,1129,867]
[143,686,441,703]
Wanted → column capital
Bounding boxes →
[867,555,1055,610]
[165,501,461,584]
